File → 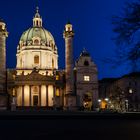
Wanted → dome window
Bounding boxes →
[34,55,39,64]
[34,39,39,45]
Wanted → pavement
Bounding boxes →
[0,110,140,140]
[0,110,140,119]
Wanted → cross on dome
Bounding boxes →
[35,6,40,18]
[36,6,39,13]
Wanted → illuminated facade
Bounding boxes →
[0,7,98,110]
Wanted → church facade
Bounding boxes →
[0,8,98,110]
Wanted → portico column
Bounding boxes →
[39,85,41,106]
[46,85,48,106]
[22,85,24,106]
[60,88,63,106]
[61,88,64,106]
[29,85,32,106]
[15,86,17,106]
[15,86,17,97]
[53,86,56,106]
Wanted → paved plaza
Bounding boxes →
[0,111,140,140]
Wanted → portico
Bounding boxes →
[13,69,64,108]
[16,84,56,107]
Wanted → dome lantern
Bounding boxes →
[33,7,42,27]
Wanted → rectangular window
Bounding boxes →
[84,76,90,81]
[34,55,39,64]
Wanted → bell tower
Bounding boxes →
[0,19,8,93]
[63,22,76,109]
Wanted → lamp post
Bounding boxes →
[105,98,109,109]
[125,99,128,112]
[98,99,101,111]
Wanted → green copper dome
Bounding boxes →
[18,7,56,47]
[20,27,55,45]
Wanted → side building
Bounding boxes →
[99,72,140,111]
[75,49,98,110]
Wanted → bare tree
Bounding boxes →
[112,0,140,71]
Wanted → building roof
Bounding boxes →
[122,72,140,78]
[99,78,118,83]
[99,72,140,84]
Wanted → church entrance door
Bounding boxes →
[83,93,92,111]
[33,95,39,106]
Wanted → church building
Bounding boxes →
[0,7,98,110]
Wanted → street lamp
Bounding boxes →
[105,98,109,109]
[98,99,101,103]
[98,99,101,111]
[105,98,109,102]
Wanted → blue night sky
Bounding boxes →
[0,0,134,79]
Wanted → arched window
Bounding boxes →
[36,20,38,26]
[84,60,89,66]
[34,55,39,64]
[34,39,39,45]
